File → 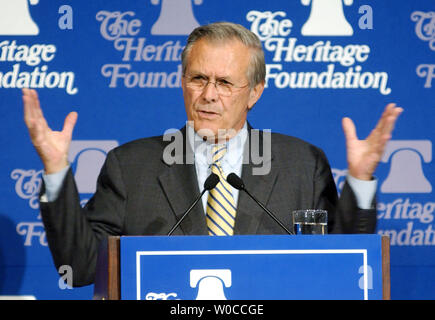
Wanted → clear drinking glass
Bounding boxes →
[292,210,328,235]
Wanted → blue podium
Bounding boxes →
[93,235,390,300]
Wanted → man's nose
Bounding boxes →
[201,81,219,103]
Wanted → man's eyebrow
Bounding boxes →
[188,71,208,77]
[187,70,233,81]
[216,75,231,80]
[213,74,234,82]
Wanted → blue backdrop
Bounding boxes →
[0,0,434,299]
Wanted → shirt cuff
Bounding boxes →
[346,174,377,209]
[40,165,70,202]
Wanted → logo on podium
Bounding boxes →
[301,0,354,36]
[0,0,40,35]
[190,269,231,300]
[151,0,202,35]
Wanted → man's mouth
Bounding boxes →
[197,110,220,119]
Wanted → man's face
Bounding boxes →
[182,38,264,141]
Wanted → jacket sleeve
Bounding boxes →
[40,150,126,287]
[311,147,377,234]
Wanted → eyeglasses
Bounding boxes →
[183,74,249,97]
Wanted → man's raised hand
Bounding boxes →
[342,103,403,181]
[22,88,77,174]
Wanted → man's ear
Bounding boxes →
[247,81,265,110]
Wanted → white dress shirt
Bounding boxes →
[187,122,247,214]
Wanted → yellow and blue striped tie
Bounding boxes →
[206,145,237,236]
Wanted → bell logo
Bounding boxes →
[150,0,202,35]
[190,269,231,300]
[301,0,354,36]
[68,140,119,194]
[0,0,39,35]
[381,140,432,193]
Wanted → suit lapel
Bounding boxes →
[234,165,277,234]
[234,126,277,234]
[157,126,208,235]
[158,164,208,235]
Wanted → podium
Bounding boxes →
[93,235,390,300]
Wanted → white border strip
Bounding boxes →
[135,249,368,300]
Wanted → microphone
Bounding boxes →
[167,173,219,236]
[226,173,295,235]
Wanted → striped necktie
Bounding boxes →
[206,145,237,236]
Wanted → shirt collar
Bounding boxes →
[187,122,248,168]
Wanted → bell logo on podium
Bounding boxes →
[68,140,119,194]
[150,0,202,35]
[0,0,40,35]
[380,140,432,194]
[301,0,354,36]
[190,269,231,300]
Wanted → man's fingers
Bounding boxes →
[23,88,44,124]
[29,89,45,119]
[377,103,403,132]
[23,88,35,120]
[374,103,395,132]
[23,93,32,125]
[23,91,41,128]
[369,103,403,142]
[377,108,403,143]
[342,117,358,143]
[62,111,78,138]
[368,105,403,155]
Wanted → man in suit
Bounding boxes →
[23,22,402,286]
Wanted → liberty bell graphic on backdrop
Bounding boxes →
[68,141,119,194]
[301,0,354,36]
[380,140,432,193]
[190,269,231,300]
[0,0,40,35]
[151,0,203,35]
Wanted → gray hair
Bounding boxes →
[181,22,266,88]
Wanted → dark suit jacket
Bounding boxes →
[40,127,376,286]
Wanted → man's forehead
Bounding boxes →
[186,38,251,75]
[189,37,251,57]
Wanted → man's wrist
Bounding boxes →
[346,173,378,209]
[41,164,70,202]
[44,159,69,175]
